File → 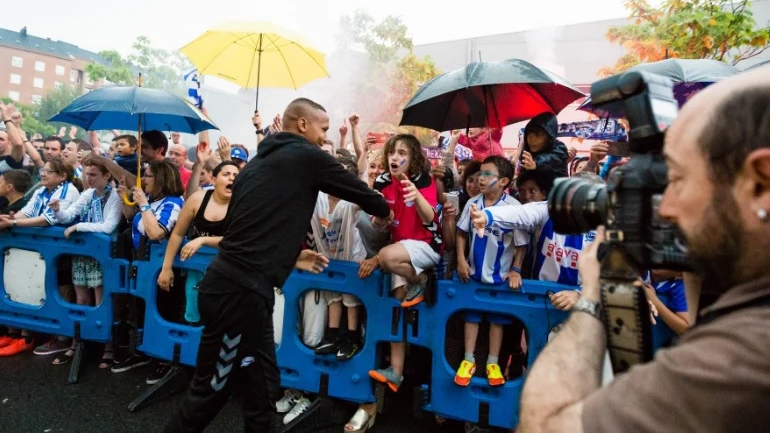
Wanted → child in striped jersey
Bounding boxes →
[455,156,528,387]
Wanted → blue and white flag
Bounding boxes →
[183,68,203,109]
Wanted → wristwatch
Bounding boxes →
[139,204,151,213]
[572,297,604,322]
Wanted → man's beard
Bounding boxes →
[685,187,745,296]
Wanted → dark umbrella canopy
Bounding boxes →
[49,86,218,134]
[400,59,585,131]
[579,59,740,117]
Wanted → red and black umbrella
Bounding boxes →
[399,58,585,131]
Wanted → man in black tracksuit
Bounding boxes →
[163,98,391,432]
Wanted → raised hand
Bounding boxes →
[400,173,419,204]
[521,151,536,170]
[252,111,262,129]
[217,136,231,161]
[196,141,212,164]
[348,113,360,127]
[339,118,348,137]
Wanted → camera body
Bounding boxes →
[548,71,689,272]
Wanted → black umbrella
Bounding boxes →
[399,59,585,132]
[579,59,740,117]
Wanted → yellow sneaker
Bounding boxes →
[487,363,505,386]
[454,360,476,387]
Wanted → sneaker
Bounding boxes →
[0,335,16,348]
[146,362,172,385]
[401,278,426,308]
[276,389,303,414]
[314,329,340,355]
[368,366,403,392]
[111,354,151,373]
[486,363,505,387]
[283,396,312,425]
[454,360,476,387]
[33,338,70,356]
[0,338,34,356]
[336,332,361,361]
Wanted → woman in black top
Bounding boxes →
[158,161,239,324]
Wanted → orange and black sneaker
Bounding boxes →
[0,338,34,357]
[0,335,16,348]
[454,360,476,387]
[401,280,426,308]
[487,363,505,387]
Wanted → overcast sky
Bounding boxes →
[3,0,630,56]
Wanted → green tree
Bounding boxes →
[37,85,84,138]
[86,35,193,96]
[0,98,56,137]
[338,11,441,144]
[599,0,770,76]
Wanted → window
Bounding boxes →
[35,61,45,72]
[54,81,64,89]
[55,65,65,76]
[33,77,44,88]
[70,69,78,82]
[11,56,23,67]
[9,74,21,85]
[31,95,42,105]
[8,91,19,102]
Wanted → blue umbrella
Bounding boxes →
[49,86,218,134]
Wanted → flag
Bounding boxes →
[183,68,203,109]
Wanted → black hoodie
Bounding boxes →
[203,132,390,299]
[523,112,569,178]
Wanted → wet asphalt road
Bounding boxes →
[0,346,474,433]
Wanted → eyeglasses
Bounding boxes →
[477,170,499,178]
[142,174,155,179]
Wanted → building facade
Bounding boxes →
[0,26,106,105]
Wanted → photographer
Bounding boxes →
[516,69,770,432]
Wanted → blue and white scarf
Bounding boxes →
[79,185,112,224]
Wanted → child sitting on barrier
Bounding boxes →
[368,134,442,393]
[49,158,122,366]
[310,154,367,361]
[455,156,529,387]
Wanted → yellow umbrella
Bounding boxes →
[181,21,329,109]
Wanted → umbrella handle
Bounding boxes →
[122,95,142,206]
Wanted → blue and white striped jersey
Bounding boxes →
[458,193,529,284]
[484,201,595,286]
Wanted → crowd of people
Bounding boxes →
[0,96,690,432]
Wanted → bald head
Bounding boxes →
[282,98,330,147]
[168,144,188,168]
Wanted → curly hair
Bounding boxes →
[380,134,426,177]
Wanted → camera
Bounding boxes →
[547,71,689,272]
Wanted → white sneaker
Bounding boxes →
[276,389,303,413]
[283,396,312,425]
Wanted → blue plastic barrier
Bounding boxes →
[131,242,212,367]
[0,227,130,342]
[406,278,573,430]
[277,260,400,404]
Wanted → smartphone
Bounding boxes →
[367,132,392,147]
[607,141,631,157]
[446,191,460,210]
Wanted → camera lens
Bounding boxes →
[547,177,609,234]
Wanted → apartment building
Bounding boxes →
[0,26,107,105]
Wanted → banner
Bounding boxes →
[430,136,473,161]
[519,119,628,142]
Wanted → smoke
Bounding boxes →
[523,25,567,79]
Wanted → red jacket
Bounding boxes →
[459,129,504,162]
